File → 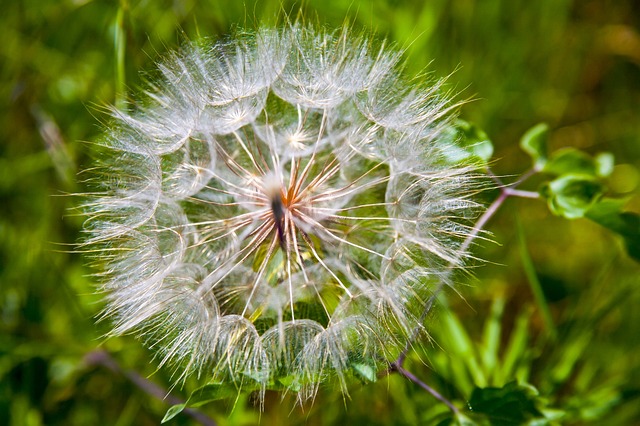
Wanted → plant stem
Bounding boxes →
[393,166,540,407]
[504,188,539,198]
[84,349,217,426]
[460,189,509,253]
[391,363,459,414]
[394,281,445,368]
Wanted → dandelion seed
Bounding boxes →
[82,24,481,400]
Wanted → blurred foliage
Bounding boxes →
[1,0,639,425]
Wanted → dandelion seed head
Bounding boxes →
[82,24,482,399]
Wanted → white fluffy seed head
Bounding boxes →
[81,24,482,400]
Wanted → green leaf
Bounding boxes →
[595,152,615,177]
[543,148,615,178]
[497,310,531,385]
[187,382,241,407]
[544,148,596,176]
[453,413,481,426]
[242,370,271,384]
[517,222,556,339]
[442,311,486,388]
[480,297,504,378]
[434,412,480,426]
[540,174,604,219]
[440,120,494,166]
[162,381,241,423]
[351,362,377,383]
[162,404,186,423]
[586,198,640,261]
[277,375,302,392]
[468,381,545,426]
[519,123,549,170]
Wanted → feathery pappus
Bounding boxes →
[81,24,482,400]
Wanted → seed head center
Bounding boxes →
[262,173,302,251]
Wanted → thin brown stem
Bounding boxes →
[391,363,459,414]
[84,349,217,426]
[391,165,540,409]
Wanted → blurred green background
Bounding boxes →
[1,0,639,425]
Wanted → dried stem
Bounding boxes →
[391,363,459,414]
[391,166,540,409]
[84,349,217,426]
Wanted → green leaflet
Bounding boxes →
[519,123,549,170]
[467,381,545,426]
[440,119,494,166]
[543,147,614,178]
[161,404,186,423]
[540,174,604,219]
[162,381,249,423]
[351,361,378,384]
[586,198,640,261]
